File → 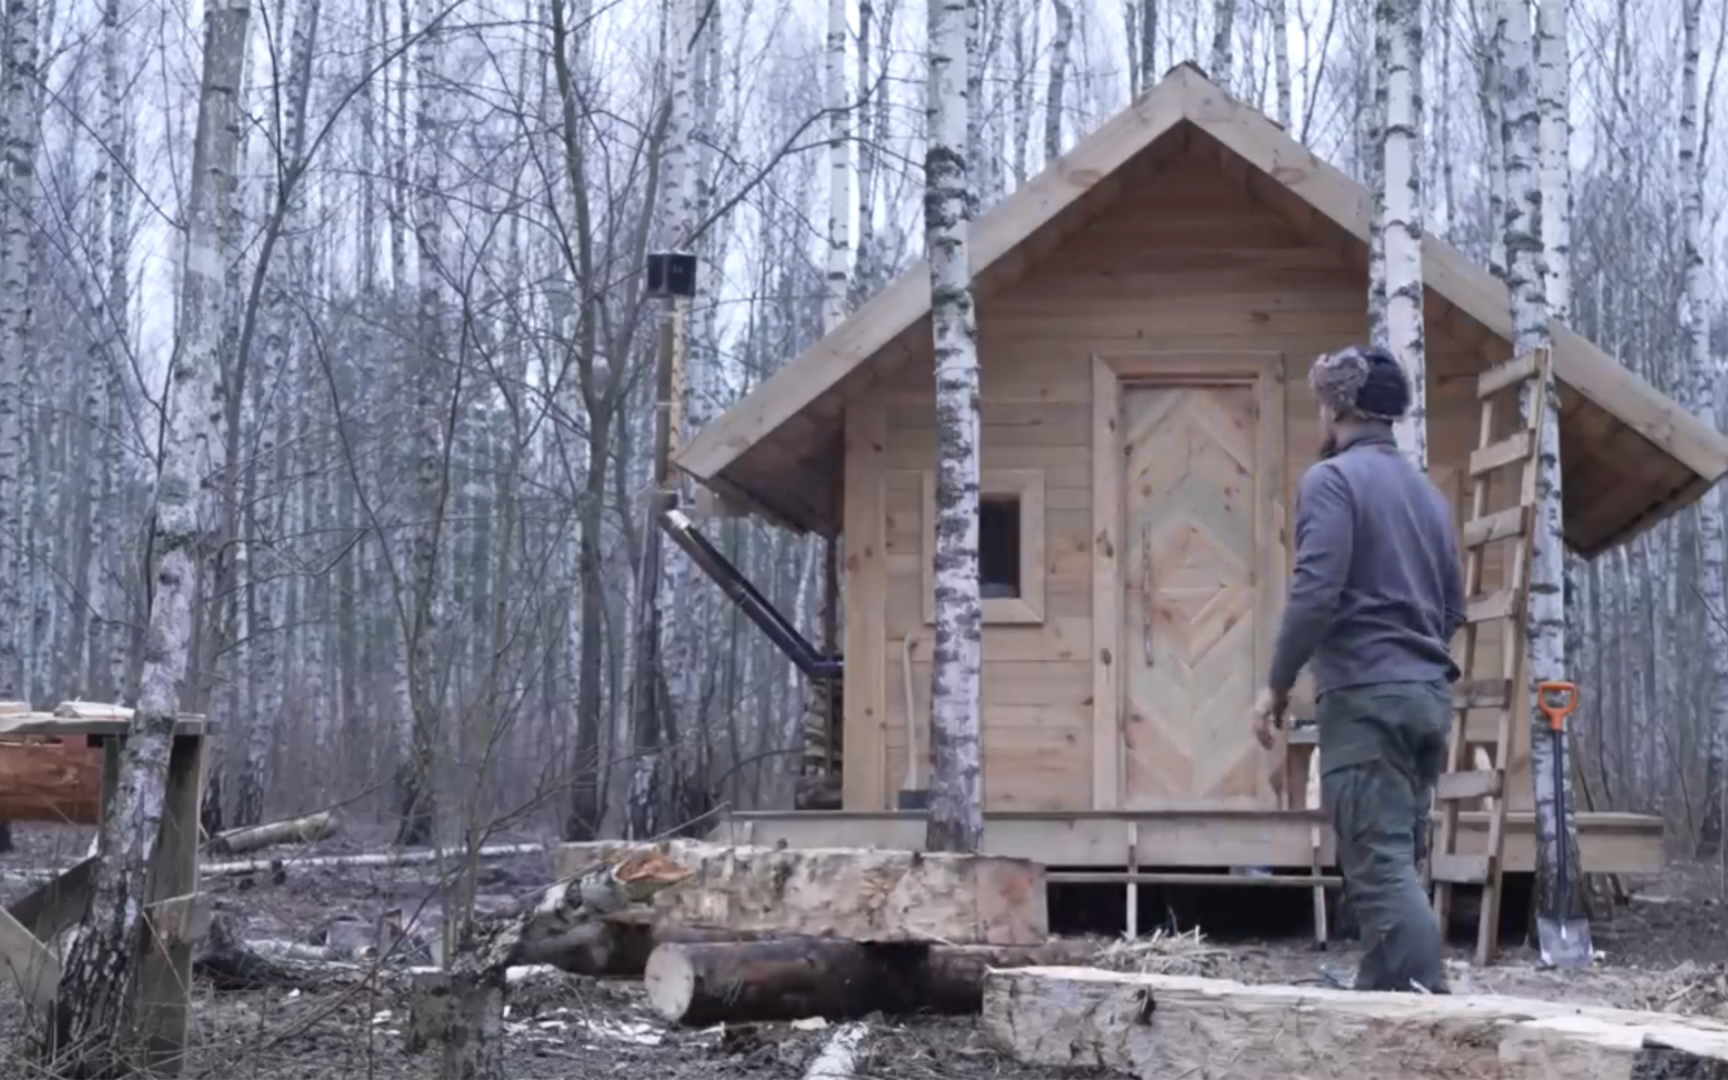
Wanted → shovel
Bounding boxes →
[1535,680,1593,969]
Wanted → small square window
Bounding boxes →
[979,497,1022,598]
[921,469,1045,625]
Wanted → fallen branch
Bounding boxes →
[981,967,1728,1080]
[202,842,544,878]
[205,811,338,856]
[803,1021,869,1080]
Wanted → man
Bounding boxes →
[1251,345,1465,994]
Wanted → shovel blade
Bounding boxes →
[1536,914,1594,969]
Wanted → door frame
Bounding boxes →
[1089,351,1288,811]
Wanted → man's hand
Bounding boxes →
[1251,686,1290,750]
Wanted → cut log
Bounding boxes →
[0,736,102,824]
[205,811,338,855]
[980,967,1728,1080]
[556,839,1046,945]
[643,938,1095,1026]
[511,918,749,976]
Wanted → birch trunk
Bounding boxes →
[44,0,250,1064]
[397,0,447,847]
[1676,0,1724,858]
[825,0,850,334]
[1139,0,1156,93]
[925,0,984,854]
[1381,0,1425,468]
[854,0,878,301]
[1270,0,1290,128]
[1365,52,1386,347]
[1044,0,1072,162]
[0,0,41,708]
[1209,0,1235,89]
[1498,0,1582,929]
[1476,0,1507,278]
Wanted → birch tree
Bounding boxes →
[1675,0,1724,858]
[0,0,42,855]
[1209,0,1236,88]
[1046,0,1073,160]
[825,0,850,333]
[43,0,251,1064]
[1270,0,1291,128]
[1382,0,1426,467]
[1499,0,1583,928]
[925,0,984,854]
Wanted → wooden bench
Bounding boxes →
[0,701,210,1076]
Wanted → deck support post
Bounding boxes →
[1124,821,1139,939]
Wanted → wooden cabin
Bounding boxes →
[671,64,1728,883]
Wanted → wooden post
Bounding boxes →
[1124,821,1139,940]
[131,732,206,1073]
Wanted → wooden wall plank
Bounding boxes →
[842,393,888,810]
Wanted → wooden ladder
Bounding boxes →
[1429,347,1553,967]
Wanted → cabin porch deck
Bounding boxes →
[708,807,1664,877]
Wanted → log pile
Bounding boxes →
[980,966,1728,1080]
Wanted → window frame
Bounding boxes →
[920,468,1046,625]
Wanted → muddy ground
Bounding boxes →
[3,822,1726,1079]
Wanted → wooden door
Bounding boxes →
[1120,381,1274,808]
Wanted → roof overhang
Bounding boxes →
[676,63,1728,557]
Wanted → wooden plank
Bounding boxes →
[1453,678,1511,710]
[5,855,96,939]
[0,734,102,822]
[1436,770,1502,802]
[0,710,206,739]
[1477,350,1538,397]
[1468,430,1534,477]
[1462,504,1528,548]
[1429,852,1491,884]
[713,807,1664,874]
[133,733,206,1071]
[1465,589,1517,623]
[1091,358,1123,811]
[0,903,60,1010]
[842,393,889,810]
[553,840,1048,946]
[1047,871,1342,887]
[980,968,1728,1080]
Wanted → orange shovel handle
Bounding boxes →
[1537,681,1579,731]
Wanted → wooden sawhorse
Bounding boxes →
[0,701,210,1076]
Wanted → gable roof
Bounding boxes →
[676,62,1728,558]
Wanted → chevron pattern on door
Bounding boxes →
[1120,381,1273,807]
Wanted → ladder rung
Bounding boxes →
[1437,770,1502,801]
[1430,853,1492,885]
[1469,431,1535,477]
[1453,678,1511,710]
[1477,352,1539,398]
[1465,590,1518,624]
[1463,505,1529,548]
